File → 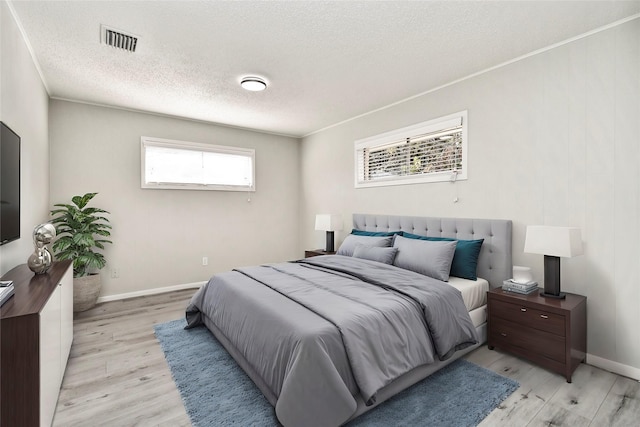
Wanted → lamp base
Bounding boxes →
[541,255,565,299]
[539,291,566,299]
[325,231,335,253]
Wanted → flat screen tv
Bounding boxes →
[1,121,21,245]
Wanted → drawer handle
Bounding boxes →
[540,314,549,319]
[520,308,527,312]
[500,333,507,337]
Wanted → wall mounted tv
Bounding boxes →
[1,121,21,245]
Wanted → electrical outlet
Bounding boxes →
[202,257,208,266]
[111,268,119,279]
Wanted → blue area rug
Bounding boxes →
[155,319,519,426]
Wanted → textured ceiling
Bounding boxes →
[9,1,640,137]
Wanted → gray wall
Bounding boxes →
[49,100,300,297]
[0,2,50,274]
[300,19,640,373]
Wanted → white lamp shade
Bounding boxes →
[524,226,583,258]
[315,214,343,232]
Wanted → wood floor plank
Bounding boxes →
[463,344,505,367]
[590,375,640,426]
[61,356,168,398]
[546,363,618,420]
[53,289,640,426]
[98,392,189,427]
[53,291,192,427]
[73,289,195,319]
[60,356,108,386]
[476,351,565,426]
[485,351,566,401]
[55,360,180,425]
[155,413,192,427]
[528,402,592,427]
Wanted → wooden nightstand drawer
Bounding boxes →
[305,249,336,258]
[487,287,587,383]
[490,317,565,362]
[491,298,565,336]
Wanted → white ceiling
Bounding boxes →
[9,1,640,137]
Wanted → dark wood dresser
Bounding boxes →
[1,260,73,426]
[487,287,586,382]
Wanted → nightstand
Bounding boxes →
[487,287,586,383]
[304,249,336,258]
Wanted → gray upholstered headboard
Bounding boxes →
[352,214,512,288]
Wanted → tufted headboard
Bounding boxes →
[352,214,512,288]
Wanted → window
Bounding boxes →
[141,137,255,191]
[355,111,467,188]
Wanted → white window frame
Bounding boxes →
[141,136,255,191]
[354,111,467,188]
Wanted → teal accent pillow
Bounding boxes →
[403,232,484,280]
[351,229,403,237]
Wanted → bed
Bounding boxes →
[186,214,512,426]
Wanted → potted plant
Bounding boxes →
[50,192,112,312]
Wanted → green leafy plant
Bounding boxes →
[50,192,112,277]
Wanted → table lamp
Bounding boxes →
[315,214,343,252]
[524,225,583,299]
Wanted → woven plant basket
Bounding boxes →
[73,274,101,312]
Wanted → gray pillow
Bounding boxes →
[392,235,457,281]
[352,244,399,265]
[336,235,393,257]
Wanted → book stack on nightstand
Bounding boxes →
[502,279,538,295]
[0,280,15,306]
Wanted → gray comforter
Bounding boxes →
[186,255,478,426]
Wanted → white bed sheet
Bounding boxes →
[447,276,489,312]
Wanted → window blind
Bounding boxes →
[355,112,466,188]
[141,137,255,191]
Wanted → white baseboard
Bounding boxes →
[96,281,205,304]
[587,353,640,382]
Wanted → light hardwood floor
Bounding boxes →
[54,290,640,426]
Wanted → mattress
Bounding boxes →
[468,305,487,328]
[447,276,489,312]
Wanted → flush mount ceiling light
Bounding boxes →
[240,76,267,91]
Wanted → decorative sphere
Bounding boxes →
[28,248,53,274]
[34,223,56,244]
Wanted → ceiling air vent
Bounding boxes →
[101,25,138,52]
